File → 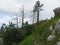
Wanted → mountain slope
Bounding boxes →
[19,14,60,45]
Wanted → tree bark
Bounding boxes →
[37,9,39,23]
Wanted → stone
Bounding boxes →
[56,41,60,45]
[55,19,60,34]
[51,30,55,35]
[49,26,53,30]
[47,35,55,41]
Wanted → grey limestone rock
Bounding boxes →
[47,35,55,41]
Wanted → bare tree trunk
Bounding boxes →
[22,5,24,30]
[33,12,35,24]
[16,14,18,30]
[37,9,39,23]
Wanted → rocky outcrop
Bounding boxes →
[55,20,60,34]
[47,19,60,41]
[53,7,60,15]
[49,26,53,31]
[47,35,56,41]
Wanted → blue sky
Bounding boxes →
[0,0,60,26]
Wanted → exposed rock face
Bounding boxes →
[51,30,55,35]
[49,26,53,31]
[56,41,60,45]
[47,19,60,41]
[49,19,60,35]
[47,35,55,41]
[53,7,60,15]
[47,25,55,41]
[48,20,59,41]
[55,20,60,34]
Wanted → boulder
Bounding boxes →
[56,41,60,45]
[53,7,60,15]
[47,35,55,41]
[49,26,53,31]
[51,30,55,35]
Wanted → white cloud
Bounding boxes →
[0,0,60,14]
[24,18,32,24]
[0,0,22,14]
[0,15,32,26]
[0,0,60,26]
[0,16,11,25]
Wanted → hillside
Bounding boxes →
[18,14,60,45]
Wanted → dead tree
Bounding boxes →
[33,0,44,23]
[21,5,24,30]
[16,14,18,30]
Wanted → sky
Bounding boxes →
[0,0,60,27]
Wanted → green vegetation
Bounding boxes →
[19,14,60,45]
[19,35,34,45]
[1,22,33,45]
[1,14,60,45]
[0,0,60,45]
